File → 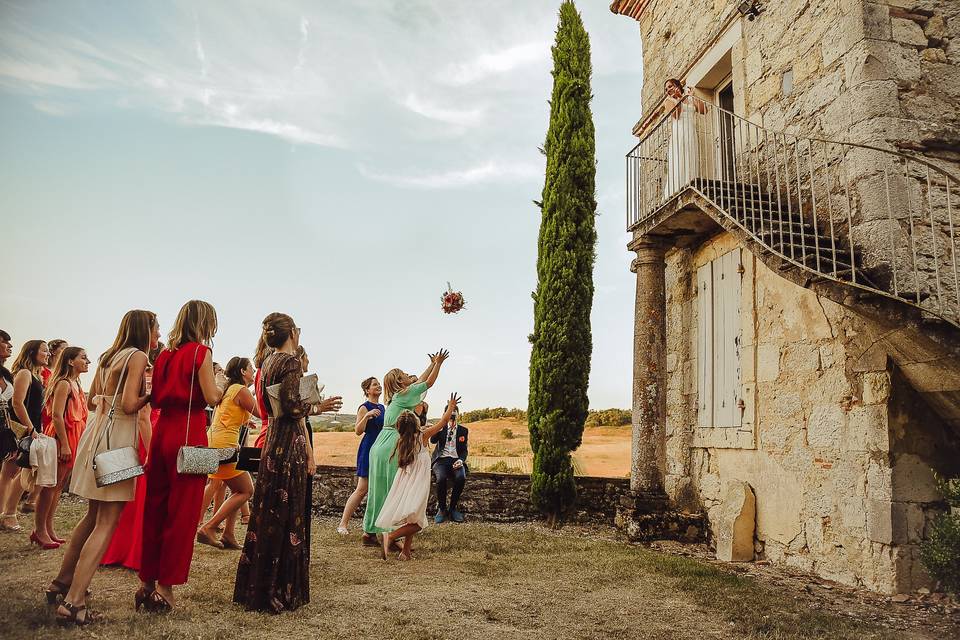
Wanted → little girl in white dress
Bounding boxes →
[376,392,460,560]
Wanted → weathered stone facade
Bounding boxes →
[663,231,960,592]
[613,0,960,592]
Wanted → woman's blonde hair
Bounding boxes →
[168,300,218,350]
[391,410,420,469]
[382,368,409,405]
[43,346,84,407]
[101,310,157,367]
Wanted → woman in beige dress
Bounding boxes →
[46,310,159,626]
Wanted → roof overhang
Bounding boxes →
[609,0,653,20]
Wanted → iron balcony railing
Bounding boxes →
[626,98,960,327]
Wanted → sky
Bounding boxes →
[0,0,644,413]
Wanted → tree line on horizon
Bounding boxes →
[460,407,630,428]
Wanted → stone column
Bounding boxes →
[629,236,667,495]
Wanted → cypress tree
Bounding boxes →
[528,0,597,528]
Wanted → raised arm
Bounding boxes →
[422,393,461,444]
[355,405,379,435]
[422,349,449,389]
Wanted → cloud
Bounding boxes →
[441,41,549,86]
[358,160,541,189]
[294,16,309,73]
[401,93,485,127]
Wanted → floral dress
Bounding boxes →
[233,352,312,613]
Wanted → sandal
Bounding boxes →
[147,591,172,613]
[221,536,242,551]
[134,586,154,612]
[240,515,250,526]
[196,529,224,549]
[56,602,101,626]
[45,580,69,605]
[45,580,92,605]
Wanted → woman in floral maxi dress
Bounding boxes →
[233,313,341,614]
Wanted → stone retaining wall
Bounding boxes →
[311,465,631,526]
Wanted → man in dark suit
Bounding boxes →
[430,410,468,523]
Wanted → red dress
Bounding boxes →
[100,407,159,570]
[253,367,270,448]
[139,343,210,586]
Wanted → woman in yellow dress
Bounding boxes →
[196,357,258,550]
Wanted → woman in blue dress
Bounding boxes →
[337,376,384,540]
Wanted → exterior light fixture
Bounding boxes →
[737,1,764,21]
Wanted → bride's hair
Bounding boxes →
[391,410,420,469]
[664,77,683,92]
[382,368,409,405]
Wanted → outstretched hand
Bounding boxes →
[447,392,461,412]
[430,349,450,365]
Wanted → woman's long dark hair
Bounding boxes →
[0,329,12,383]
[215,356,250,406]
[391,410,420,469]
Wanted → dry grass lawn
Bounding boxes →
[314,418,632,477]
[0,498,920,640]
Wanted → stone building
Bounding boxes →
[610,0,960,593]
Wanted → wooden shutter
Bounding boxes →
[712,249,742,428]
[697,262,713,426]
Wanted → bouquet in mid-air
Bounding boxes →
[441,282,466,314]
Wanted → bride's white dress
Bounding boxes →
[665,104,701,200]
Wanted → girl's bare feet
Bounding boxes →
[397,551,411,561]
[380,533,390,561]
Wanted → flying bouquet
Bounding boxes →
[441,282,466,314]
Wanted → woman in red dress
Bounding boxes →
[101,343,162,571]
[137,300,221,612]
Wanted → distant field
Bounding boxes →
[301,417,631,478]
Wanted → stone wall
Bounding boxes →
[311,465,631,526]
[663,230,960,593]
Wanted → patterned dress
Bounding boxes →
[234,352,312,613]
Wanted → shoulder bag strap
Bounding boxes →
[93,348,138,453]
[183,345,203,449]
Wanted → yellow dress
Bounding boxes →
[208,384,251,480]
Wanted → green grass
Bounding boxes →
[0,498,909,640]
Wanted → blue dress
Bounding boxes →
[356,401,385,478]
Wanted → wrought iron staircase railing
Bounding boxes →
[626,98,960,328]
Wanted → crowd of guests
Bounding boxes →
[0,300,470,625]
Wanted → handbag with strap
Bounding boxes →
[92,349,145,487]
[176,345,238,475]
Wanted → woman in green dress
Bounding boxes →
[361,349,449,544]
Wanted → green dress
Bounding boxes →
[362,381,428,534]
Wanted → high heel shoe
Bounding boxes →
[51,533,66,544]
[30,531,61,550]
[45,579,69,605]
[56,602,101,627]
[134,586,154,612]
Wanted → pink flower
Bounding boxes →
[289,532,301,546]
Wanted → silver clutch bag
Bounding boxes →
[92,350,144,487]
[94,445,144,487]
[175,345,239,476]
[176,445,238,475]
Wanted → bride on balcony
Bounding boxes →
[664,78,706,200]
